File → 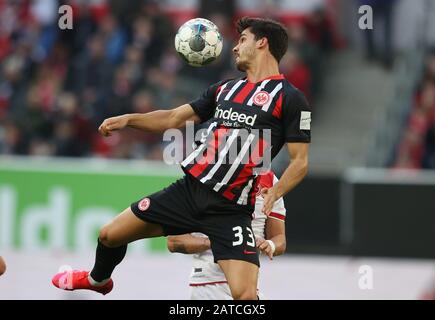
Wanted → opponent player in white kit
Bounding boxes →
[167,170,286,299]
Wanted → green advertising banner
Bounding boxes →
[0,157,182,252]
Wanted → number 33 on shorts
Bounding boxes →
[232,226,256,247]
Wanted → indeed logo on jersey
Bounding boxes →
[214,106,257,126]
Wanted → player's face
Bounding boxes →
[233,29,256,72]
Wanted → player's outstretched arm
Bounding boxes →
[261,142,309,215]
[98,104,201,136]
[167,234,211,254]
[256,218,286,260]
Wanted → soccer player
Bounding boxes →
[0,256,6,276]
[167,170,286,300]
[52,17,311,300]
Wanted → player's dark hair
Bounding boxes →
[236,17,288,63]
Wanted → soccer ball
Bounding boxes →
[175,18,223,67]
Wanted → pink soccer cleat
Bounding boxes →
[52,270,113,295]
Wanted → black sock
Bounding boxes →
[89,239,127,282]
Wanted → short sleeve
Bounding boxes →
[269,196,286,222]
[189,80,229,123]
[282,89,312,143]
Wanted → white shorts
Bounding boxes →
[190,283,233,300]
[189,283,266,300]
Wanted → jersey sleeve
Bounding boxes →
[191,232,208,238]
[189,80,229,123]
[269,196,286,222]
[282,88,312,143]
[268,174,287,222]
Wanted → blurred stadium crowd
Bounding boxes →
[0,0,338,160]
[394,49,435,169]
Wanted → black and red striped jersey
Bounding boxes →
[182,74,311,210]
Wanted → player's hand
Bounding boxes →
[256,237,274,260]
[98,115,129,137]
[261,187,278,216]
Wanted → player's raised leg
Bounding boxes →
[218,259,259,300]
[52,207,164,295]
[98,206,165,247]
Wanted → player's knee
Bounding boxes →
[0,258,6,276]
[98,226,121,248]
[231,287,257,300]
